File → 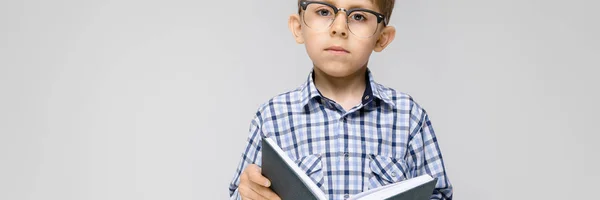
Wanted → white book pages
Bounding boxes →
[349,174,434,200]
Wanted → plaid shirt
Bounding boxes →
[229,70,453,200]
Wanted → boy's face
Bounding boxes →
[289,0,396,78]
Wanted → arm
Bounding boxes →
[407,106,453,200]
[228,117,264,199]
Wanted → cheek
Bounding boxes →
[301,28,378,65]
[348,39,377,61]
[302,32,326,58]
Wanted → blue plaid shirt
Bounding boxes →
[229,70,453,200]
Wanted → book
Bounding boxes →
[261,137,438,200]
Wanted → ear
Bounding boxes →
[374,26,396,52]
[288,14,305,44]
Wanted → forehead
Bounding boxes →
[316,0,379,11]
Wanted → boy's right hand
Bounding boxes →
[239,164,281,200]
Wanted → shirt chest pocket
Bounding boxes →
[368,154,411,190]
[295,154,324,188]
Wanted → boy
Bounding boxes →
[229,0,453,199]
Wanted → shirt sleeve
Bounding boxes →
[407,104,454,200]
[228,115,264,199]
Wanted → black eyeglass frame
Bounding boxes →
[299,0,388,26]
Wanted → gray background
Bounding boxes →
[1,0,598,199]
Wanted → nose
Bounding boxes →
[329,10,348,38]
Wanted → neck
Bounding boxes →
[313,66,367,110]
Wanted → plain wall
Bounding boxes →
[1,0,598,199]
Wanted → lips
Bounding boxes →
[325,46,350,54]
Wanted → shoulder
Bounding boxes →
[380,84,433,137]
[250,86,305,125]
[373,82,424,113]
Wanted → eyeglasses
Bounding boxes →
[299,0,387,38]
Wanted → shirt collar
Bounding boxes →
[300,68,396,111]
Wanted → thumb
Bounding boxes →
[250,164,271,187]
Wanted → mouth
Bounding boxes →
[325,46,350,54]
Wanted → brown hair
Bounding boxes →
[298,0,396,24]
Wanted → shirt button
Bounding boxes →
[344,152,349,160]
[391,172,397,177]
[344,193,350,199]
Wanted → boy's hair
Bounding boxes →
[297,0,396,24]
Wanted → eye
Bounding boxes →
[351,13,367,21]
[316,9,331,16]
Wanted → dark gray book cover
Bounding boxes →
[261,137,322,200]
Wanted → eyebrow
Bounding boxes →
[319,0,377,10]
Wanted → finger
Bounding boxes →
[250,184,281,200]
[239,184,261,200]
[248,168,271,187]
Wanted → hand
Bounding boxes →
[239,164,281,200]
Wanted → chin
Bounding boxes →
[314,62,364,78]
